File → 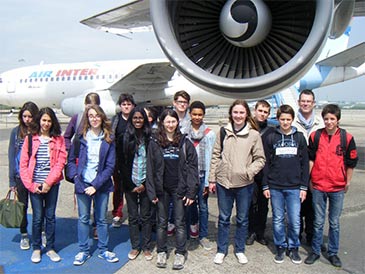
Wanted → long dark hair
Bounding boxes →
[33,107,62,137]
[157,109,182,147]
[125,106,151,145]
[228,99,258,131]
[18,101,39,139]
[82,105,113,144]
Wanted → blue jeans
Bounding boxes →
[156,191,186,255]
[216,183,253,254]
[77,191,109,254]
[125,190,152,251]
[30,183,59,251]
[311,189,344,256]
[270,188,301,250]
[186,176,209,239]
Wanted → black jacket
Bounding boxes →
[117,132,150,192]
[146,135,199,201]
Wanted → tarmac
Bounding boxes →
[0,109,364,274]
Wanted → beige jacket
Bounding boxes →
[293,113,324,144]
[208,123,266,189]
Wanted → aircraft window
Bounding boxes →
[102,75,105,79]
[30,79,33,83]
[62,77,65,81]
[20,79,23,84]
[96,75,99,80]
[56,77,59,81]
[115,74,118,79]
[40,78,43,82]
[45,78,48,82]
[34,78,38,82]
[25,79,27,83]
[67,77,71,81]
[109,75,112,79]
[51,77,54,81]
[0,78,2,83]
[90,75,93,80]
[79,76,82,80]
[73,76,76,81]
[84,76,88,80]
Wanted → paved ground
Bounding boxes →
[0,109,364,274]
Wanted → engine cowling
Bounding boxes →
[150,0,334,99]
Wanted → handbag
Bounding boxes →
[0,190,25,228]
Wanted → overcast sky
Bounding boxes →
[0,0,364,101]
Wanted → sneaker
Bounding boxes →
[167,223,175,236]
[304,253,320,265]
[214,253,225,265]
[235,252,248,264]
[246,233,255,245]
[41,231,47,248]
[98,251,119,263]
[286,248,302,264]
[143,250,153,261]
[328,255,342,268]
[172,253,185,270]
[189,224,199,239]
[92,227,98,240]
[128,249,140,260]
[20,235,30,250]
[199,237,212,251]
[274,247,285,264]
[73,252,91,266]
[156,252,167,268]
[46,250,61,262]
[31,250,41,263]
[112,216,122,228]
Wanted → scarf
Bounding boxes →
[297,110,315,134]
[187,123,208,173]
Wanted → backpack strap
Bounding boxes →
[339,128,347,166]
[75,113,83,134]
[219,127,226,154]
[313,128,324,153]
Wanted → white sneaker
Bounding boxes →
[214,253,225,264]
[199,237,212,251]
[31,250,41,263]
[112,216,122,228]
[46,250,61,262]
[20,235,30,250]
[235,252,248,264]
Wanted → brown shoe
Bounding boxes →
[128,249,140,260]
[144,250,153,261]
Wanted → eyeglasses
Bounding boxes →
[88,114,101,120]
[176,100,189,105]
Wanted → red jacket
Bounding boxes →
[309,128,358,192]
[19,134,67,193]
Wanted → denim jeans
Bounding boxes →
[125,190,152,251]
[216,183,253,254]
[311,189,344,256]
[156,191,186,255]
[270,188,301,250]
[77,191,109,254]
[186,176,209,239]
[30,183,59,251]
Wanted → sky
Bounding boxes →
[0,0,364,102]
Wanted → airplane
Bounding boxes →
[0,0,364,117]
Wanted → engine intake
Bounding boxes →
[150,0,334,99]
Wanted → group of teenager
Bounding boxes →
[7,89,358,270]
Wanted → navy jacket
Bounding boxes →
[66,135,115,194]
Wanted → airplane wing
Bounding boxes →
[108,61,176,100]
[316,42,365,67]
[80,0,150,33]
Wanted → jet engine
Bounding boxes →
[150,0,344,99]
